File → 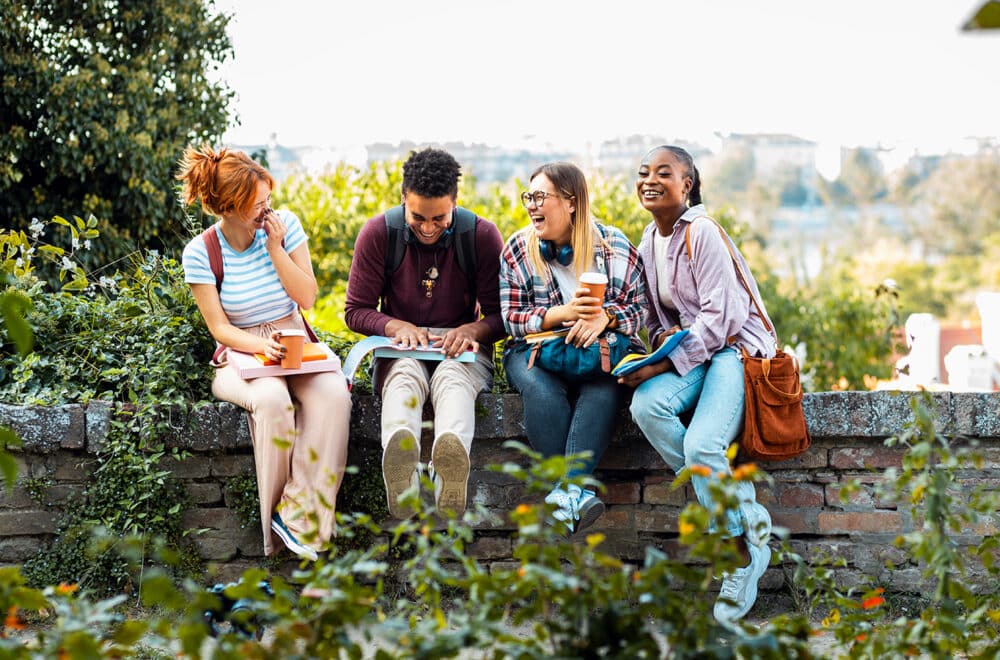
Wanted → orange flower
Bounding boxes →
[855,633,868,643]
[515,504,532,515]
[732,464,758,481]
[862,596,885,610]
[517,567,526,578]
[4,606,25,631]
[679,520,696,536]
[689,465,711,478]
[632,571,641,583]
[55,583,78,596]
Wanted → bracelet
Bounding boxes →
[604,308,618,330]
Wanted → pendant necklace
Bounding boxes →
[421,251,440,299]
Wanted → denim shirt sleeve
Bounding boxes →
[670,218,751,376]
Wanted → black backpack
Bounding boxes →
[383,205,479,318]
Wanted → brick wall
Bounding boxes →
[3,391,999,589]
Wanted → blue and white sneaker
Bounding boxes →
[714,542,771,625]
[574,487,605,533]
[544,486,577,532]
[742,502,772,548]
[270,513,318,561]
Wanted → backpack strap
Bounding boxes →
[383,205,481,319]
[200,223,319,344]
[451,207,479,319]
[202,225,224,291]
[684,219,776,340]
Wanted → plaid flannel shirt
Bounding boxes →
[499,221,645,342]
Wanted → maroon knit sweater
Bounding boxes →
[344,212,506,343]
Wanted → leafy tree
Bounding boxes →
[909,153,1000,257]
[0,0,234,265]
[837,147,887,205]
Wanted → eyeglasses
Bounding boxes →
[520,191,566,208]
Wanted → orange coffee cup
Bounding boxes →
[277,329,306,369]
[579,271,608,303]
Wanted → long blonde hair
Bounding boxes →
[176,145,274,218]
[525,162,597,279]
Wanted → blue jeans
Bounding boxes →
[629,347,756,538]
[504,345,623,477]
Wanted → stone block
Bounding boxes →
[214,403,252,449]
[0,510,57,535]
[187,482,223,505]
[473,393,504,439]
[778,483,825,508]
[829,447,904,470]
[817,511,902,534]
[824,483,876,509]
[642,477,688,506]
[603,482,640,505]
[468,535,511,560]
[161,455,211,480]
[0,403,84,453]
[633,508,679,533]
[0,537,50,562]
[210,455,255,478]
[85,401,112,453]
[50,455,96,481]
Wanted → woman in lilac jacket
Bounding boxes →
[620,145,775,626]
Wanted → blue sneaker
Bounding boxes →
[714,542,771,625]
[544,486,577,532]
[574,487,605,533]
[270,513,318,561]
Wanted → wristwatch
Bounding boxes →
[604,308,618,330]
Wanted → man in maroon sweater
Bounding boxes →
[345,148,505,518]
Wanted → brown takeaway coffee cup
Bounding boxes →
[579,272,608,303]
[278,329,306,369]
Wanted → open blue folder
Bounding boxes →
[611,330,690,377]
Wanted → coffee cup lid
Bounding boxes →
[579,272,608,284]
[278,329,306,337]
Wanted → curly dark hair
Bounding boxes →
[401,148,461,198]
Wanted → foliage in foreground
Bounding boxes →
[2,394,1000,658]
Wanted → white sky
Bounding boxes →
[218,0,999,163]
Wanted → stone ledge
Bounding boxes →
[4,391,999,455]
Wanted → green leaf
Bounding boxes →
[51,215,70,227]
[112,620,148,645]
[0,290,33,355]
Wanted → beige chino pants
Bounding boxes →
[379,328,492,454]
[212,312,350,556]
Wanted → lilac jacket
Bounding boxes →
[638,204,777,376]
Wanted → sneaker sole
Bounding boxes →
[270,516,319,561]
[575,495,605,533]
[383,429,420,519]
[431,432,469,515]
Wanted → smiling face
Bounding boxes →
[226,179,272,234]
[402,192,455,245]
[525,173,575,246]
[636,148,692,215]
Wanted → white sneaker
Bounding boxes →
[382,428,420,519]
[742,502,772,548]
[430,432,470,515]
[544,485,577,532]
[713,542,771,625]
[574,487,605,533]
[270,513,318,561]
